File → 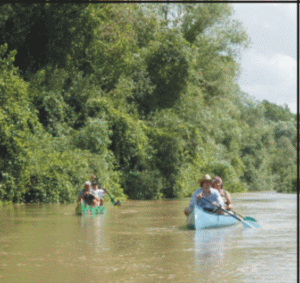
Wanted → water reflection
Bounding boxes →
[193,226,243,283]
[194,226,238,264]
[79,213,106,251]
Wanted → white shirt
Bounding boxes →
[93,189,105,199]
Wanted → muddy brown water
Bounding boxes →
[0,192,297,282]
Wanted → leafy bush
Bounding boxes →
[122,170,163,200]
[0,44,40,202]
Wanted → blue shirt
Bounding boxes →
[189,188,225,211]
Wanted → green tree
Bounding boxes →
[143,31,190,114]
[262,100,293,122]
[0,4,93,80]
[0,44,40,202]
[2,3,295,203]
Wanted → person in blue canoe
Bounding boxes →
[184,174,225,216]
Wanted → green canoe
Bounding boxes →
[75,200,106,215]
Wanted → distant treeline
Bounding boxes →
[0,3,296,203]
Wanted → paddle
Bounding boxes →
[201,197,260,228]
[104,188,121,207]
[243,216,257,222]
[94,176,121,206]
[230,209,258,222]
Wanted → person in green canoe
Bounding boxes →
[91,180,105,206]
[78,181,101,207]
[184,174,225,216]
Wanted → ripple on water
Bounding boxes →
[0,194,296,283]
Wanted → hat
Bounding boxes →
[92,181,97,186]
[198,174,212,183]
[212,176,222,184]
[85,181,91,186]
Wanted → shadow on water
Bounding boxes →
[178,224,191,231]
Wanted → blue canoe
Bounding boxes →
[187,206,239,229]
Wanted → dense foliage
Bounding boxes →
[0,3,296,203]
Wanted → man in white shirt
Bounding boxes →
[91,181,105,206]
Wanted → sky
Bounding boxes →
[231,3,297,114]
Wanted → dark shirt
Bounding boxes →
[78,190,96,205]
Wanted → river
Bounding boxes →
[0,192,297,282]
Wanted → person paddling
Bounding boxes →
[91,181,105,207]
[184,174,225,216]
[212,177,232,210]
[78,181,101,207]
[212,176,245,218]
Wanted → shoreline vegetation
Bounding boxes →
[0,191,296,207]
[0,4,296,204]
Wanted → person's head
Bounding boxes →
[212,177,223,190]
[198,174,212,189]
[92,181,98,190]
[84,181,91,191]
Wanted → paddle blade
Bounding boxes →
[246,220,261,228]
[242,219,261,228]
[244,216,257,222]
[109,196,121,206]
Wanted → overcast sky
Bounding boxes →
[231,3,297,114]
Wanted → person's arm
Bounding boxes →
[225,191,232,210]
[98,190,105,199]
[78,191,86,202]
[93,192,100,202]
[184,189,200,216]
[189,189,200,209]
[90,191,100,202]
[211,190,225,208]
